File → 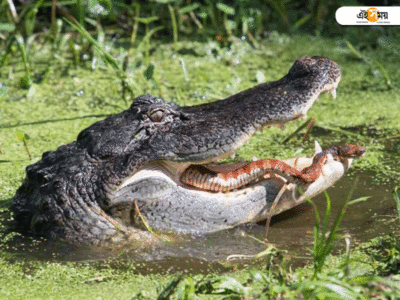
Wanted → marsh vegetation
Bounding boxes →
[1,0,400,298]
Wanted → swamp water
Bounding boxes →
[5,171,399,274]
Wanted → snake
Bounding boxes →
[180,144,366,193]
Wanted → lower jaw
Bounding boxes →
[107,145,353,234]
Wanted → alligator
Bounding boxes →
[12,56,363,245]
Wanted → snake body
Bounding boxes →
[181,144,365,193]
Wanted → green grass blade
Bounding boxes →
[307,188,370,277]
[314,191,332,274]
[76,0,85,25]
[346,40,392,88]
[63,17,120,70]
[373,59,392,87]
[168,4,178,49]
[347,196,371,206]
[157,275,184,300]
[15,34,32,89]
[291,13,311,32]
[345,40,363,59]
[393,186,400,226]
[137,25,164,51]
[306,198,321,249]
[306,198,323,276]
[317,181,370,266]
[130,3,140,46]
[0,22,15,32]
[320,200,348,259]
[0,36,15,68]
[179,3,200,14]
[320,197,369,268]
[24,0,45,37]
[6,0,19,23]
[320,191,331,246]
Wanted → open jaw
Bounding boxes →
[105,140,362,235]
[101,56,357,235]
[13,56,364,243]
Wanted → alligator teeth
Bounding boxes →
[314,141,323,155]
[331,88,337,98]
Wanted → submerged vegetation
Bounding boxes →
[1,0,400,298]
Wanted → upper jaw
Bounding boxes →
[159,57,342,163]
[325,75,341,99]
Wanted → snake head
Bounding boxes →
[337,144,366,158]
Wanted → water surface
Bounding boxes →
[6,171,399,274]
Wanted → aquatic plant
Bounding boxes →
[307,190,370,278]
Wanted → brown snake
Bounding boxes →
[181,144,366,193]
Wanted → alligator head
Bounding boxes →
[13,56,357,245]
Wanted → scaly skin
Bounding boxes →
[12,56,355,244]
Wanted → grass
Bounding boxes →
[0,1,400,298]
[307,191,370,278]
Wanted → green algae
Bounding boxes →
[0,33,400,298]
[0,259,174,299]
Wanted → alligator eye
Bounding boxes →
[149,110,165,122]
